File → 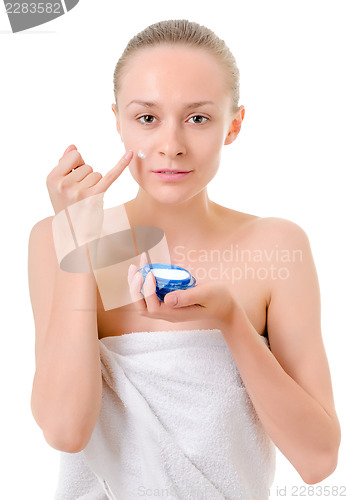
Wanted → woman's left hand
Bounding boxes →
[128,256,238,328]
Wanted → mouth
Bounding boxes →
[152,170,192,181]
[153,170,192,173]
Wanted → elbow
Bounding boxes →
[31,403,87,453]
[301,456,338,485]
[300,417,341,485]
[300,446,340,485]
[31,392,98,453]
[44,427,91,453]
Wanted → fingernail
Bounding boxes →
[123,151,133,161]
[144,272,156,297]
[64,145,76,155]
[128,264,137,275]
[166,294,178,306]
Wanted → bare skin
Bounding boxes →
[97,203,267,337]
[29,44,340,481]
[29,146,134,452]
[111,45,340,483]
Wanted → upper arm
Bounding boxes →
[265,218,338,421]
[28,216,58,366]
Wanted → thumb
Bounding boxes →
[164,282,201,308]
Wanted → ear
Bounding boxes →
[111,103,123,142]
[224,105,245,146]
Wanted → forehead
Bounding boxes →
[118,45,230,108]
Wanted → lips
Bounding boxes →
[152,171,192,181]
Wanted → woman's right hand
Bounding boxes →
[46,145,133,242]
[47,145,133,214]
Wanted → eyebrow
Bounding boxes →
[126,99,216,109]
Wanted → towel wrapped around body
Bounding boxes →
[54,329,276,500]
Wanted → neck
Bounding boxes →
[125,187,219,244]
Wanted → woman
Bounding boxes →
[29,19,340,499]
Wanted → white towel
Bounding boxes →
[54,450,108,499]
[54,329,276,500]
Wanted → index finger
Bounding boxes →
[93,151,134,194]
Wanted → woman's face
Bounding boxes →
[113,45,243,205]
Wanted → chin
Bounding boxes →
[148,188,195,205]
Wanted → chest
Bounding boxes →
[97,244,270,339]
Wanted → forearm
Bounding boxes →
[220,305,340,482]
[31,248,102,452]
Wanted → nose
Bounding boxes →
[157,121,186,159]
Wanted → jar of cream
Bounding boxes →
[137,263,196,302]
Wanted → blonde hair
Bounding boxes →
[113,19,240,114]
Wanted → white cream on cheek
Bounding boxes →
[137,149,146,159]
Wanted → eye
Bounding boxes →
[138,115,157,125]
[188,115,209,125]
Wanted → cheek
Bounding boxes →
[122,130,140,151]
[194,129,223,161]
[123,130,154,162]
[127,154,153,186]
[128,160,143,183]
[194,131,223,179]
[120,119,146,148]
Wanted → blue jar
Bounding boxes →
[137,263,196,302]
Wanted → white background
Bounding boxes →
[0,0,347,498]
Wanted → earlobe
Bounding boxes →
[224,125,235,145]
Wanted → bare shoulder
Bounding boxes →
[216,202,309,245]
[248,217,314,281]
[245,215,311,249]
[212,202,311,256]
[29,215,55,239]
[254,216,309,236]
[28,216,56,266]
[32,215,55,228]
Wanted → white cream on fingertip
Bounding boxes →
[137,149,146,159]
